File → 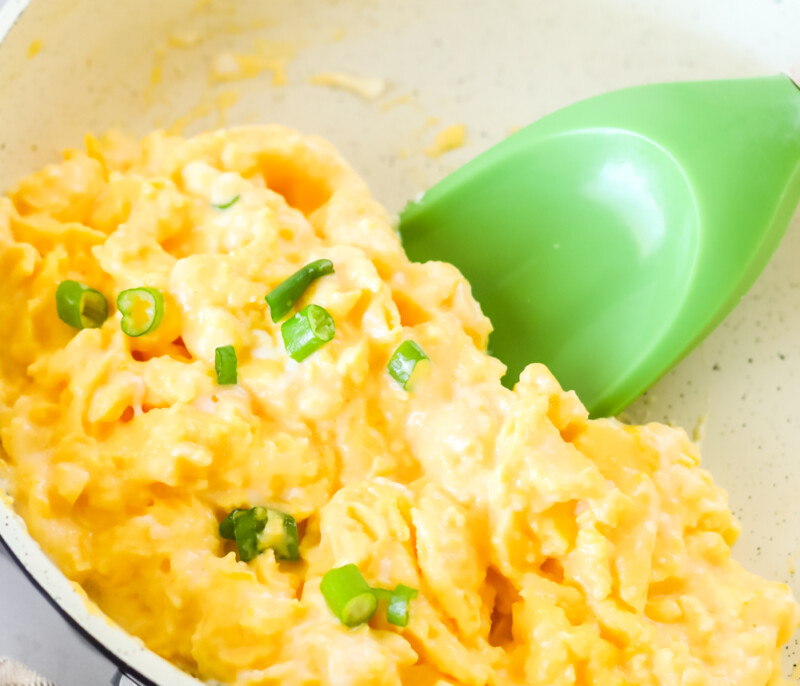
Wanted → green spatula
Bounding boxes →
[399,75,800,417]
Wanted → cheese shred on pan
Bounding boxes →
[0,126,797,686]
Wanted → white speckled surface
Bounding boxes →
[0,0,799,683]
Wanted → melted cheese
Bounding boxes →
[0,126,797,686]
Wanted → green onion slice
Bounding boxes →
[215,345,238,385]
[266,259,334,322]
[371,588,392,602]
[321,564,378,628]
[257,507,300,561]
[281,304,335,362]
[387,340,429,390]
[56,280,109,330]
[232,507,261,562]
[219,508,247,540]
[213,194,240,210]
[220,506,300,562]
[117,287,165,337]
[386,584,418,627]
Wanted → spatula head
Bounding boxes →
[399,76,800,417]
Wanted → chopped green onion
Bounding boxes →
[321,564,378,628]
[56,280,109,330]
[215,345,238,385]
[233,506,262,562]
[266,259,334,322]
[218,508,246,540]
[387,340,429,390]
[371,588,392,602]
[117,287,165,337]
[257,507,300,561]
[386,584,418,627]
[220,506,299,562]
[370,584,419,627]
[213,194,240,210]
[281,304,335,362]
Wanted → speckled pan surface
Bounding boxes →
[0,0,799,683]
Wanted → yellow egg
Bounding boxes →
[0,125,797,686]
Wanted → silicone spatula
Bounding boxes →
[399,75,800,417]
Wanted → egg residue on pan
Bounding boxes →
[0,126,797,686]
[309,72,389,100]
[424,123,467,157]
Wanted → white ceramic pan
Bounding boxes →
[1,0,799,684]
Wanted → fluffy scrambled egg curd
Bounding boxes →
[0,126,798,686]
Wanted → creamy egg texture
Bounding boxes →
[0,126,797,686]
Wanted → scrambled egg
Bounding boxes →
[0,126,797,686]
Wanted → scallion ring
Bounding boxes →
[219,508,247,540]
[256,507,300,561]
[215,345,238,385]
[386,584,418,627]
[371,588,392,602]
[387,340,429,390]
[232,506,262,562]
[320,564,378,628]
[117,287,165,337]
[281,304,335,362]
[220,506,299,562]
[266,259,334,322]
[213,194,240,210]
[56,280,109,330]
